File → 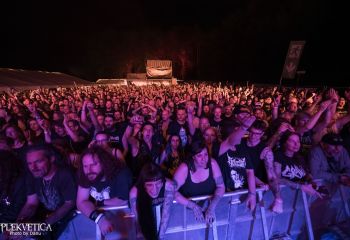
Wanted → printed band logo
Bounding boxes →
[282,165,306,179]
[227,154,246,168]
[0,223,52,237]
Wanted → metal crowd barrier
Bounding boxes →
[307,180,350,239]
[61,181,350,240]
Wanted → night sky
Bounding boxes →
[1,1,349,86]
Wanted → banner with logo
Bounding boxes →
[281,41,305,79]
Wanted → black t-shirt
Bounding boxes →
[106,122,127,150]
[79,167,132,203]
[210,118,223,138]
[27,168,77,211]
[167,121,190,147]
[218,144,253,191]
[239,139,268,183]
[0,175,27,223]
[274,151,307,182]
[191,128,204,143]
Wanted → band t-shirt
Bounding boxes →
[79,167,132,204]
[218,144,253,191]
[274,151,307,182]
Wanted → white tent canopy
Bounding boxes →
[0,68,93,91]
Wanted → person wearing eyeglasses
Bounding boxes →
[89,131,125,164]
[240,119,283,213]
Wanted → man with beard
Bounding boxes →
[76,146,132,236]
[17,144,76,239]
[309,133,350,185]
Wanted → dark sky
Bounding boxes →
[1,1,349,86]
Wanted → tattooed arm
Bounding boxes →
[274,161,300,189]
[173,163,204,222]
[158,180,175,239]
[261,147,281,199]
[261,147,283,213]
[205,159,225,224]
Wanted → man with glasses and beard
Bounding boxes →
[76,146,132,236]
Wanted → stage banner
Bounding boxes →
[281,41,305,79]
[146,60,172,78]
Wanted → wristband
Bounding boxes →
[95,213,105,224]
[89,209,104,222]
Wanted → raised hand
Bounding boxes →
[278,122,294,134]
[241,115,256,129]
[319,99,332,111]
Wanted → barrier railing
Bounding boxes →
[62,181,350,240]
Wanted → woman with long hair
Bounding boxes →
[159,134,185,177]
[173,141,225,223]
[5,124,28,163]
[274,131,322,197]
[129,162,175,240]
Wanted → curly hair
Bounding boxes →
[77,146,121,186]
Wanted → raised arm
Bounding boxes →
[219,115,256,156]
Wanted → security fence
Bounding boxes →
[62,181,350,240]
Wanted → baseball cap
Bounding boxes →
[322,133,344,146]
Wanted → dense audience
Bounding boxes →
[1,82,350,239]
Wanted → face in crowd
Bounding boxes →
[97,115,105,126]
[144,179,163,199]
[203,127,217,145]
[193,147,209,169]
[5,126,21,140]
[170,135,180,150]
[104,116,114,130]
[142,124,154,142]
[82,153,104,182]
[176,109,187,122]
[283,133,301,154]
[213,107,222,120]
[322,143,343,157]
[26,149,54,178]
[248,127,264,143]
[162,109,170,121]
[203,105,210,114]
[95,133,110,149]
[199,117,210,132]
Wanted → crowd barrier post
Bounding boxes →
[257,190,269,240]
[301,191,314,240]
[339,184,350,217]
